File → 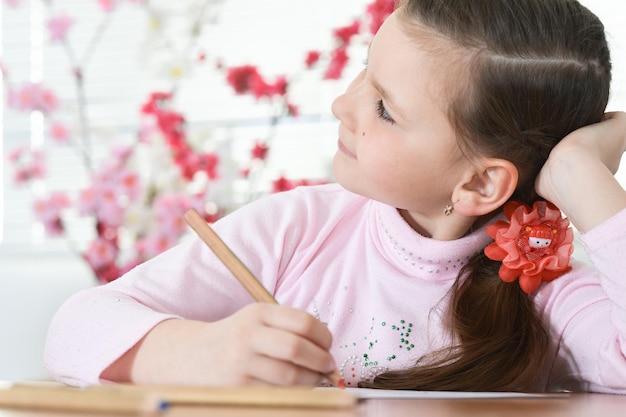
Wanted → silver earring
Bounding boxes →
[443,204,454,216]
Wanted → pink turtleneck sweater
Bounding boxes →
[44,183,626,392]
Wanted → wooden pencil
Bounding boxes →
[184,208,345,388]
[1,383,167,415]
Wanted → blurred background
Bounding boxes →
[1,0,624,381]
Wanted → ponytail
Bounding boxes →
[359,252,549,391]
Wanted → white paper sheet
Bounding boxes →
[317,387,569,399]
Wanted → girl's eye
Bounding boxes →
[376,100,395,124]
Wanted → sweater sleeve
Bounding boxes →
[579,208,626,392]
[43,186,324,386]
[538,208,626,393]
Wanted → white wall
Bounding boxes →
[0,253,93,380]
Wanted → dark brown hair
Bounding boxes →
[360,0,611,391]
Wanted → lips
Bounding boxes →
[337,139,357,159]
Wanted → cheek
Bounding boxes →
[359,141,409,181]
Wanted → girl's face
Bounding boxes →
[331,12,472,238]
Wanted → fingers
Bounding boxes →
[244,354,327,386]
[259,304,334,350]
[249,321,336,371]
[235,304,337,382]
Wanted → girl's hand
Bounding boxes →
[535,111,626,233]
[104,303,337,387]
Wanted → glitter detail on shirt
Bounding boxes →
[335,316,417,387]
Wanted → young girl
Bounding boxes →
[45,0,626,392]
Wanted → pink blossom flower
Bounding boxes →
[154,193,194,238]
[77,186,98,216]
[83,238,118,270]
[0,60,8,78]
[96,184,125,227]
[47,14,73,43]
[485,201,574,294]
[137,233,177,259]
[7,147,46,185]
[118,170,142,201]
[6,145,26,163]
[32,192,71,236]
[97,0,117,12]
[48,121,70,143]
[112,144,134,162]
[79,164,131,225]
[3,0,23,7]
[7,82,59,114]
[138,115,159,143]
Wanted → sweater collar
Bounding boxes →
[373,201,493,279]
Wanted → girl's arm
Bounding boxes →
[535,111,626,233]
[45,186,338,387]
[534,112,626,392]
[101,304,337,386]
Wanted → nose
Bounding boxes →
[331,70,365,132]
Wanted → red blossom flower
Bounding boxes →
[366,0,395,34]
[271,176,328,193]
[272,176,294,193]
[286,102,299,117]
[305,50,321,68]
[251,141,269,160]
[484,201,574,294]
[268,75,288,97]
[323,46,350,80]
[139,91,219,181]
[195,152,220,180]
[333,19,361,45]
[226,65,262,95]
[225,65,288,99]
[141,91,173,114]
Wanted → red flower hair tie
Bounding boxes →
[484,200,574,294]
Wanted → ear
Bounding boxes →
[452,158,518,217]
